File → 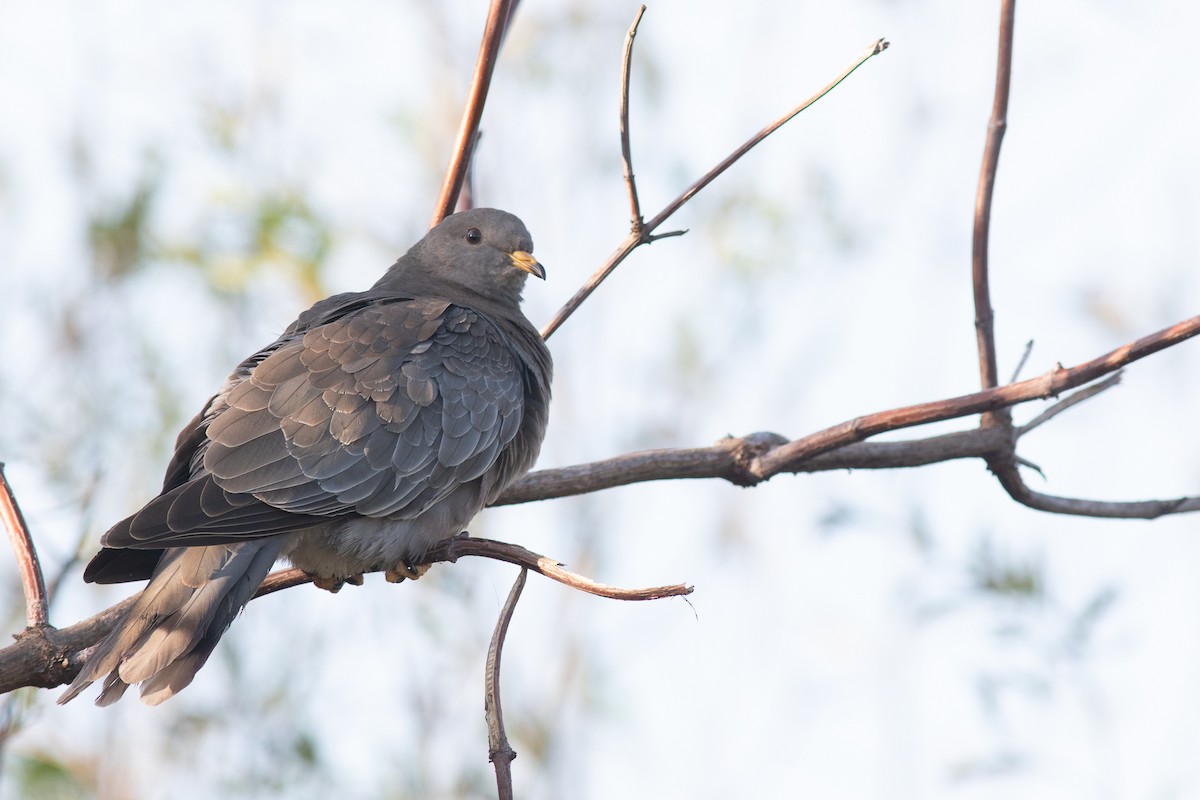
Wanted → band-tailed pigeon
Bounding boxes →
[59,208,552,706]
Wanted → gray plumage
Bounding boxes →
[59,208,552,706]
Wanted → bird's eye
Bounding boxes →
[465,228,483,245]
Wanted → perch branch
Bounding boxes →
[0,315,1193,694]
[0,533,689,695]
[258,536,692,603]
[1,465,48,630]
[486,568,525,800]
[430,0,519,225]
[541,37,889,340]
[498,410,1200,520]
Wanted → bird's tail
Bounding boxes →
[58,539,283,706]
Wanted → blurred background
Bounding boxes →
[1,1,1198,798]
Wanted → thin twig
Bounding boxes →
[619,6,648,232]
[430,0,518,226]
[253,537,692,603]
[540,37,889,340]
[437,537,694,600]
[1,465,48,629]
[1009,339,1034,383]
[1020,372,1121,433]
[971,0,1016,397]
[486,568,525,800]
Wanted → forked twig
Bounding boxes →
[541,37,889,340]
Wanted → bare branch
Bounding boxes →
[0,531,690,695]
[0,597,135,694]
[486,568,525,800]
[430,0,518,226]
[455,130,482,214]
[254,537,692,603]
[619,6,648,232]
[642,38,889,238]
[540,37,889,340]
[992,471,1200,519]
[1009,339,1034,383]
[752,315,1200,476]
[1019,372,1121,433]
[1,465,48,630]
[432,537,693,600]
[3,314,1193,695]
[971,0,1017,397]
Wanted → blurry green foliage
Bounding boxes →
[10,752,92,800]
[88,166,159,281]
[165,188,333,302]
[970,536,1044,600]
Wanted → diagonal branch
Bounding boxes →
[1,465,48,630]
[1019,372,1120,433]
[541,37,889,340]
[751,314,1200,476]
[429,0,519,226]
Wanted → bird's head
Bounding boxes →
[377,208,546,304]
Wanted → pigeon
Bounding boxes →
[59,208,552,706]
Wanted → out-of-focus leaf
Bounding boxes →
[970,537,1044,600]
[10,752,90,800]
[88,163,161,280]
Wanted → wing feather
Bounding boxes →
[96,296,532,557]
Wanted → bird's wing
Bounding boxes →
[99,296,528,552]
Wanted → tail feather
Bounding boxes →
[59,538,284,706]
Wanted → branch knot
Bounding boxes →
[723,432,788,486]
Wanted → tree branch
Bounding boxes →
[619,6,648,232]
[1,464,48,630]
[1019,372,1120,433]
[540,37,889,340]
[429,0,519,226]
[971,0,1016,399]
[0,535,689,694]
[751,315,1200,476]
[486,568,525,800]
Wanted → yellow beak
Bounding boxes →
[509,251,546,280]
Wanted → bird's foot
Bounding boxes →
[308,572,364,593]
[385,562,431,583]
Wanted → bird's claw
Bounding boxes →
[308,572,364,593]
[385,562,431,583]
